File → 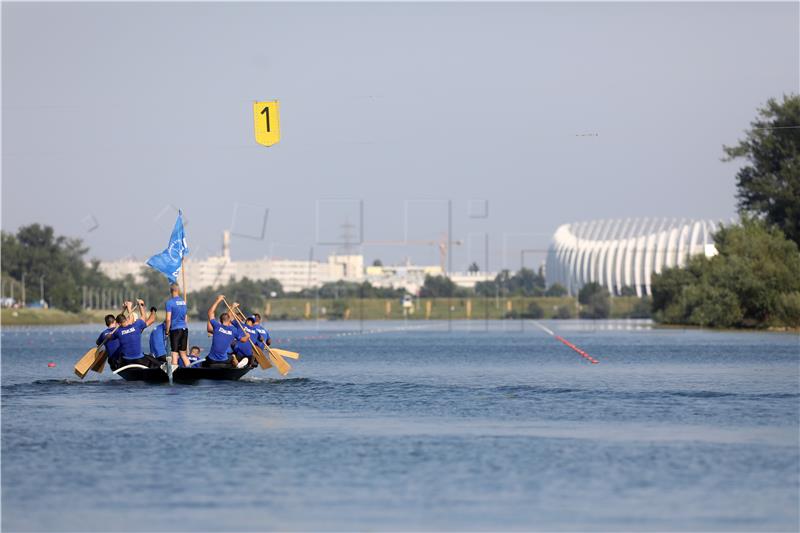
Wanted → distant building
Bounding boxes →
[98,232,365,293]
[97,231,496,294]
[97,258,144,282]
[365,262,443,294]
[545,218,721,297]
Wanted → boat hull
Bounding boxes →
[114,364,252,383]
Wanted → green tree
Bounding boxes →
[652,219,800,328]
[619,285,637,297]
[724,94,800,246]
[578,282,610,319]
[292,280,403,299]
[524,301,544,319]
[420,275,459,297]
[189,277,284,319]
[475,268,546,297]
[468,262,480,273]
[628,297,653,319]
[1,224,100,312]
[545,283,567,297]
[554,305,574,319]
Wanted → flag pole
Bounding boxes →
[181,256,187,303]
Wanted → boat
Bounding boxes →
[113,363,253,384]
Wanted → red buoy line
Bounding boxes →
[532,321,600,364]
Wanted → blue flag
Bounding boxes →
[146,211,189,283]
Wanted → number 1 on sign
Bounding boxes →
[253,101,280,146]
[261,106,271,132]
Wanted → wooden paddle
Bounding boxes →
[75,343,107,378]
[268,347,300,360]
[90,349,108,373]
[224,300,274,371]
[224,300,289,374]
[227,305,271,370]
[90,305,140,374]
[263,345,292,376]
[75,309,126,378]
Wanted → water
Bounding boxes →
[2,320,798,532]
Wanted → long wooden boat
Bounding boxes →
[113,363,252,384]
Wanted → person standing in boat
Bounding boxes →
[96,314,123,370]
[111,300,160,368]
[205,295,249,368]
[165,283,191,368]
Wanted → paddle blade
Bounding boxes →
[252,346,272,370]
[266,348,291,376]
[91,351,108,374]
[270,347,300,360]
[74,347,100,379]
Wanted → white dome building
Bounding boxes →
[545,218,722,297]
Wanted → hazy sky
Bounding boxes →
[3,1,798,270]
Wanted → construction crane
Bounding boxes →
[364,234,463,273]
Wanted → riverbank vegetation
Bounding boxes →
[653,94,800,329]
[652,219,800,328]
[1,296,649,325]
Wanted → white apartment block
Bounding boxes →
[97,232,495,294]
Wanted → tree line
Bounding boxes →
[651,94,800,328]
[1,224,568,316]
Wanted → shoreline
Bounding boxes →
[2,307,797,333]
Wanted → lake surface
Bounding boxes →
[2,320,798,532]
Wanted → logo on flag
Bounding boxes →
[147,211,189,283]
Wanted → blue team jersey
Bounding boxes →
[235,325,258,356]
[208,319,244,361]
[112,319,147,360]
[179,356,201,368]
[149,323,168,357]
[254,325,270,348]
[165,296,188,330]
[96,327,121,360]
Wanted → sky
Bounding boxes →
[2,1,798,271]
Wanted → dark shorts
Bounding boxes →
[169,328,188,352]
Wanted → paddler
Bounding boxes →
[110,300,160,368]
[205,295,249,368]
[96,314,123,370]
[165,283,191,368]
[181,345,203,367]
[149,310,169,362]
[252,313,271,349]
[233,316,262,368]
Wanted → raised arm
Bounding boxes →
[207,294,224,333]
[138,299,155,327]
[229,304,250,343]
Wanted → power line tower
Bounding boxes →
[339,219,357,256]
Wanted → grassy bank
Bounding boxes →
[1,308,112,326]
[199,296,646,321]
[1,297,647,326]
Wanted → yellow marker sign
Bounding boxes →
[253,101,280,146]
